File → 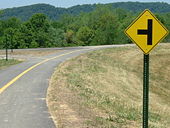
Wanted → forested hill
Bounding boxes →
[1,2,170,21]
[0,4,95,21]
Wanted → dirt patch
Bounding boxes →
[0,59,22,70]
[0,49,60,57]
[47,68,106,128]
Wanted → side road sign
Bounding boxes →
[125,9,169,54]
[125,9,169,128]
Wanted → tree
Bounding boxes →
[28,13,50,47]
[65,29,75,45]
[49,27,66,47]
[4,17,21,29]
[0,17,22,49]
[115,11,134,44]
[1,4,169,49]
[29,13,49,32]
[51,21,64,29]
[89,6,118,45]
[30,40,39,48]
[0,20,4,37]
[0,10,3,16]
[162,13,170,42]
[14,24,32,48]
[76,26,94,45]
[4,28,15,52]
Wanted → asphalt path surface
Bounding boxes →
[0,45,133,128]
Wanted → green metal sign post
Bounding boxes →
[143,54,149,128]
[5,34,8,61]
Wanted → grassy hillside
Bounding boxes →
[47,44,170,128]
[1,2,170,20]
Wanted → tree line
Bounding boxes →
[1,2,170,21]
[0,6,170,49]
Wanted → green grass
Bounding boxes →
[47,44,170,128]
[0,59,22,70]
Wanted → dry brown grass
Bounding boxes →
[0,49,60,57]
[47,43,170,128]
[0,59,22,70]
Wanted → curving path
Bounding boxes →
[0,45,133,128]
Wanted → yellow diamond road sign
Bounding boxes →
[125,9,169,54]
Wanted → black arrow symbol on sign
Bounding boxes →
[138,19,153,45]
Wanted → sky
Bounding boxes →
[0,0,170,9]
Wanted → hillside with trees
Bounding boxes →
[0,2,170,49]
[1,2,170,21]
